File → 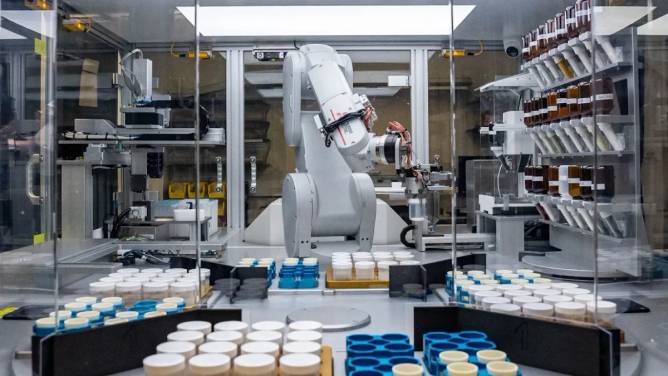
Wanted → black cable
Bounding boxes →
[400,224,416,248]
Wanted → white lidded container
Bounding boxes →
[207,330,244,345]
[522,302,554,317]
[142,281,169,301]
[167,330,205,346]
[143,353,186,376]
[199,341,238,358]
[494,284,522,294]
[392,363,423,376]
[482,297,511,310]
[332,262,353,281]
[286,330,322,344]
[473,291,503,307]
[35,317,57,330]
[153,276,177,285]
[511,295,542,306]
[377,260,397,280]
[439,350,469,365]
[141,268,164,275]
[144,311,167,319]
[241,341,280,359]
[524,283,552,292]
[532,289,562,300]
[189,353,231,376]
[554,301,586,321]
[562,288,591,298]
[115,281,142,306]
[115,311,139,321]
[503,290,532,299]
[486,361,519,376]
[288,321,323,333]
[164,268,188,277]
[532,277,552,284]
[283,341,322,357]
[214,320,249,335]
[233,354,276,376]
[490,303,521,315]
[64,317,89,330]
[101,296,124,308]
[64,302,87,314]
[125,275,152,285]
[101,275,124,283]
[91,302,114,316]
[157,341,197,360]
[49,310,72,323]
[74,296,98,306]
[251,320,285,333]
[551,282,579,292]
[246,330,283,346]
[156,303,179,314]
[446,361,478,376]
[479,279,500,286]
[586,300,617,324]
[476,349,507,364]
[542,295,573,305]
[178,320,212,335]
[573,294,603,304]
[509,279,530,286]
[163,297,185,306]
[89,281,115,298]
[354,261,375,280]
[373,253,394,263]
[467,285,496,304]
[279,353,321,376]
[169,281,197,305]
[77,310,101,322]
[107,272,127,280]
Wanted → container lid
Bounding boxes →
[214,320,248,332]
[543,295,573,304]
[523,272,542,279]
[115,281,141,291]
[474,274,493,280]
[490,303,521,314]
[233,354,276,374]
[495,284,522,292]
[574,294,603,303]
[332,261,352,268]
[479,279,499,285]
[49,310,72,320]
[482,297,511,305]
[512,295,542,305]
[207,330,243,343]
[354,261,375,269]
[246,330,283,343]
[376,260,398,268]
[141,268,164,274]
[283,341,321,355]
[170,281,196,291]
[118,268,139,274]
[554,301,586,314]
[476,349,507,363]
[439,350,469,364]
[199,341,238,356]
[522,302,554,314]
[99,277,123,283]
[279,353,321,375]
[163,297,185,305]
[287,330,322,343]
[143,353,185,373]
[495,269,514,275]
[510,278,529,285]
[189,354,231,374]
[251,320,285,332]
[35,317,57,328]
[532,289,562,297]
[116,311,139,319]
[89,282,115,291]
[551,282,579,290]
[101,296,123,305]
[168,330,204,343]
[486,361,518,375]
[562,288,591,296]
[152,277,177,284]
[105,318,128,326]
[532,277,552,284]
[288,320,322,332]
[468,285,496,293]
[467,270,486,276]
[474,291,502,299]
[64,302,87,312]
[157,341,196,355]
[143,281,169,292]
[241,341,280,356]
[524,283,552,291]
[504,290,532,298]
[446,362,478,373]
[125,276,152,283]
[75,296,98,304]
[178,321,212,333]
[77,311,100,321]
[144,311,167,318]
[501,273,519,279]
[586,300,617,314]
[64,317,89,328]
[156,303,178,312]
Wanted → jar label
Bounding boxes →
[557,98,568,104]
[580,180,592,187]
[522,47,529,53]
[530,41,538,47]
[540,108,548,114]
[548,105,558,112]
[568,178,580,183]
[595,93,614,101]
[596,184,605,190]
[578,97,592,104]
[534,177,544,182]
[568,98,577,104]
[566,18,576,25]
[557,27,567,34]
[549,181,559,186]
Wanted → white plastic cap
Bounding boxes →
[490,303,521,314]
[504,290,532,298]
[251,320,285,332]
[156,303,178,312]
[586,300,617,314]
[64,302,87,313]
[115,281,141,291]
[551,282,579,291]
[167,330,205,345]
[246,330,283,344]
[91,302,114,313]
[468,285,496,293]
[115,311,139,320]
[282,341,322,356]
[562,288,591,297]
[143,281,169,292]
[104,318,128,326]
[157,341,196,357]
[574,294,603,303]
[143,353,185,374]
[241,341,280,358]
[64,317,89,329]
[77,311,100,321]
[554,301,586,314]
[177,320,212,334]
[207,330,244,344]
[522,302,554,316]
[532,289,562,298]
[482,296,511,307]
[286,330,322,344]
[141,268,164,274]
[512,295,542,305]
[233,354,276,375]
[524,283,553,291]
[101,296,123,306]
[543,295,573,304]
[198,341,238,357]
[49,310,72,321]
[354,261,375,269]
[288,320,323,332]
[189,353,231,375]
[144,311,167,319]
[214,320,249,333]
[163,297,185,305]
[35,317,57,329]
[279,353,321,375]
[495,284,522,292]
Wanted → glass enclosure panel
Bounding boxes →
[0,0,59,317]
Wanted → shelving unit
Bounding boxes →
[519,29,648,278]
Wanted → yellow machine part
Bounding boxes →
[187,181,208,199]
[168,182,188,199]
[208,182,226,199]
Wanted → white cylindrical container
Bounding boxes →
[522,302,554,317]
[91,302,114,316]
[143,353,186,376]
[351,253,373,262]
[101,296,124,309]
[189,353,231,376]
[115,281,142,306]
[468,285,496,304]
[143,282,169,301]
[532,289,562,300]
[167,330,205,346]
[446,362,478,376]
[153,276,177,285]
[586,300,617,324]
[165,268,188,277]
[105,318,128,326]
[439,350,469,365]
[125,275,152,285]
[246,330,283,346]
[392,363,423,376]
[495,285,522,294]
[283,341,322,357]
[490,303,521,315]
[89,282,115,298]
[551,282,579,292]
[279,353,321,376]
[188,268,211,289]
[467,270,486,277]
[64,317,89,330]
[49,310,72,323]
[163,297,185,306]
[486,361,519,376]
[354,261,375,280]
[373,253,394,263]
[35,317,57,330]
[509,279,529,286]
[377,260,397,280]
[482,297,511,310]
[207,331,244,345]
[141,268,164,275]
[286,330,322,344]
[170,281,197,306]
[199,341,238,358]
[562,288,591,298]
[214,320,249,335]
[542,295,573,305]
[523,272,541,280]
[502,289,532,299]
[512,295,541,306]
[251,321,285,333]
[473,291,503,307]
[479,279,500,286]
[554,302,586,321]
[144,311,167,319]
[108,272,127,281]
[332,262,353,281]
[495,269,514,277]
[115,311,139,321]
[573,294,603,304]
[241,341,280,359]
[64,302,87,314]
[288,321,323,333]
[118,268,140,275]
[233,354,276,376]
[476,349,507,364]
[77,310,101,322]
[524,283,552,293]
[178,321,212,335]
[157,341,197,360]
[156,303,179,314]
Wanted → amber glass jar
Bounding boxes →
[557,88,570,119]
[523,99,531,126]
[537,24,548,55]
[546,18,557,50]
[532,165,549,194]
[522,34,531,62]
[580,166,593,200]
[540,95,549,123]
[547,91,558,120]
[567,85,580,116]
[555,12,568,45]
[565,6,578,39]
[592,77,615,114]
[568,165,582,198]
[576,0,591,34]
[548,166,560,196]
[532,97,540,125]
[595,166,615,202]
[529,29,539,58]
[578,81,592,115]
[524,166,535,192]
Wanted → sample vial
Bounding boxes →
[578,81,592,114]
[524,166,534,193]
[555,301,587,321]
[567,165,582,199]
[332,262,353,281]
[580,166,593,200]
[565,6,578,38]
[169,281,197,306]
[101,296,124,310]
[576,0,592,34]
[546,18,557,50]
[89,281,115,298]
[521,34,530,62]
[49,310,72,323]
[548,166,560,196]
[157,341,197,360]
[557,88,570,119]
[567,85,580,115]
[529,28,539,58]
[76,310,101,323]
[279,353,321,376]
[511,295,542,306]
[143,353,186,376]
[377,260,398,280]
[199,341,238,358]
[143,282,169,301]
[163,296,185,307]
[586,300,617,325]
[547,92,558,120]
[233,354,276,376]
[214,320,249,335]
[592,77,615,114]
[537,24,548,55]
[481,297,511,310]
[188,354,231,376]
[531,166,545,194]
[543,295,574,305]
[354,261,376,280]
[392,363,423,376]
[522,302,555,317]
[555,12,568,44]
[115,281,142,306]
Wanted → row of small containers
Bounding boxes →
[346,331,520,375]
[278,258,320,289]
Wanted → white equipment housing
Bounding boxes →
[282,44,396,257]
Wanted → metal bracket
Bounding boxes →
[215,156,224,192]
[249,156,257,193]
